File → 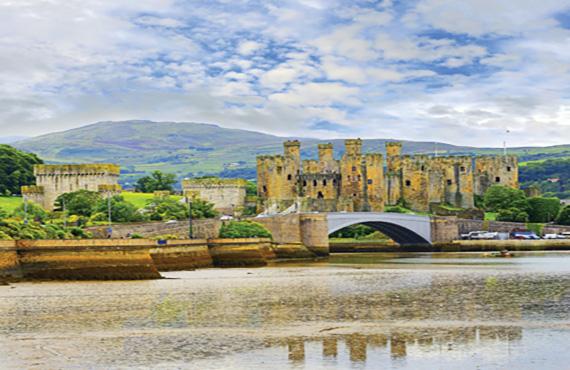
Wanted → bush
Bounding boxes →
[12,201,49,223]
[556,206,570,225]
[93,195,148,223]
[527,197,561,223]
[219,221,272,239]
[55,190,101,217]
[144,195,188,221]
[330,224,376,239]
[129,233,144,239]
[0,207,7,220]
[496,208,529,223]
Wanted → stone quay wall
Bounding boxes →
[456,219,570,235]
[0,237,312,282]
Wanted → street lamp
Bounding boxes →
[23,194,28,225]
[106,193,112,239]
[187,196,193,239]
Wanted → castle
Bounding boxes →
[257,140,518,214]
[21,164,122,211]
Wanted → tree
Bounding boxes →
[483,185,528,212]
[134,171,177,193]
[188,197,219,219]
[55,190,101,217]
[496,208,529,223]
[0,145,43,195]
[144,195,188,221]
[245,181,257,196]
[12,201,48,223]
[92,195,147,223]
[219,221,272,239]
[527,197,561,223]
[556,206,570,225]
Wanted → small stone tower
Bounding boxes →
[385,142,403,205]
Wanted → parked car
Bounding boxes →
[543,234,566,239]
[461,231,498,240]
[510,231,540,240]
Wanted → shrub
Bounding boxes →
[556,206,570,225]
[55,190,101,217]
[219,221,272,239]
[129,233,144,239]
[93,195,148,223]
[496,208,529,223]
[12,201,49,223]
[527,197,561,223]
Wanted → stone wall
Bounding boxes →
[430,216,460,243]
[85,219,223,239]
[457,219,570,235]
[0,241,20,280]
[16,239,161,280]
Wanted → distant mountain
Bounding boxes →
[13,120,570,186]
[0,136,28,144]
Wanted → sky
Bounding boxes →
[1,0,570,147]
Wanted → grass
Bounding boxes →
[0,196,23,213]
[485,212,497,221]
[0,192,183,214]
[122,191,182,208]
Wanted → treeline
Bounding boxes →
[0,145,42,196]
[520,158,570,199]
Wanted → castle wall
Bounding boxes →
[385,142,402,205]
[182,178,246,215]
[474,156,518,196]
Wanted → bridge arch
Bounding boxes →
[326,212,432,246]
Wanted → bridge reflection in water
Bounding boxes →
[268,326,523,365]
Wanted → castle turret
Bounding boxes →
[385,142,403,206]
[318,143,334,162]
[344,139,362,157]
[284,140,301,162]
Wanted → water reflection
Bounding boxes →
[269,326,524,366]
[0,252,568,369]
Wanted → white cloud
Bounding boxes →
[237,40,264,55]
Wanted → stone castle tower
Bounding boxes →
[257,140,518,214]
[22,164,122,211]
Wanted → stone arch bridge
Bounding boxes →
[253,212,458,256]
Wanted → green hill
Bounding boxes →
[13,120,570,189]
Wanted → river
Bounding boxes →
[1,251,569,369]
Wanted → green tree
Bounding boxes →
[245,181,257,196]
[93,195,147,223]
[144,195,188,221]
[0,145,43,195]
[496,208,529,223]
[12,201,48,223]
[556,206,570,225]
[483,185,528,212]
[188,197,219,219]
[55,190,101,217]
[219,221,272,239]
[134,171,177,193]
[527,197,561,223]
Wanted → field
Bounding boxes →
[0,196,23,213]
